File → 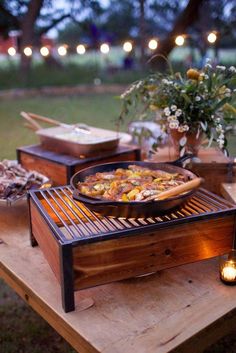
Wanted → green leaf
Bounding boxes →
[213,97,230,112]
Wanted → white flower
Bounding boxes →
[229,66,236,73]
[175,109,182,117]
[162,79,169,84]
[217,137,225,149]
[169,121,179,129]
[181,90,186,93]
[183,124,189,131]
[171,105,177,111]
[219,133,225,139]
[195,96,201,102]
[167,115,177,122]
[164,107,171,116]
[211,115,214,119]
[216,124,223,133]
[234,89,236,93]
[216,65,226,71]
[204,74,209,80]
[178,126,185,133]
[225,88,231,97]
[205,63,212,69]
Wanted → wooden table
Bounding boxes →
[0,203,236,353]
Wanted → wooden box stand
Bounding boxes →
[29,186,236,312]
[150,147,236,195]
[17,144,140,185]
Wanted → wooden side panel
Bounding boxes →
[73,216,235,290]
[191,164,236,196]
[19,151,67,185]
[30,200,61,284]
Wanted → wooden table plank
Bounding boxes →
[0,203,236,353]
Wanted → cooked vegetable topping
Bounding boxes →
[77,165,186,202]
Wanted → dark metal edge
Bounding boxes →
[59,243,75,312]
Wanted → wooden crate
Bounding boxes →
[150,147,236,195]
[29,186,236,312]
[17,144,140,186]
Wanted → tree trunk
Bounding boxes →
[150,0,204,69]
[139,0,146,69]
[20,0,44,80]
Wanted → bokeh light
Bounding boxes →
[8,47,16,56]
[24,47,32,56]
[123,41,133,52]
[58,46,67,56]
[175,35,185,46]
[76,44,86,55]
[148,39,158,50]
[40,46,49,57]
[100,43,110,54]
[207,32,217,43]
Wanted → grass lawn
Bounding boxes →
[0,93,236,160]
[0,93,236,353]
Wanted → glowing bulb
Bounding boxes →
[148,39,158,50]
[24,47,32,56]
[175,35,185,46]
[100,43,110,54]
[123,41,132,53]
[8,47,16,56]
[40,46,49,57]
[76,44,86,55]
[207,32,217,43]
[58,46,67,56]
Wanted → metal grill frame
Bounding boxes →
[29,186,236,247]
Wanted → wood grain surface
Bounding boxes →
[0,204,236,353]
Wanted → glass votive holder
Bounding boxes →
[219,249,236,285]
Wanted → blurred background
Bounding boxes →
[0,0,235,88]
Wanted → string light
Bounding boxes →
[23,47,32,56]
[58,45,67,56]
[148,39,158,50]
[123,41,133,53]
[4,32,221,57]
[76,44,86,55]
[100,43,110,54]
[8,47,16,56]
[40,46,49,57]
[175,35,185,46]
[207,32,217,43]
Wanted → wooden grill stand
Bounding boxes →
[29,186,236,312]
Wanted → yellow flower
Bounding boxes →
[149,104,159,111]
[187,68,200,80]
[146,85,157,91]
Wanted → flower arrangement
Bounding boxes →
[119,60,236,156]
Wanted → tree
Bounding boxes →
[150,0,204,67]
[0,0,101,77]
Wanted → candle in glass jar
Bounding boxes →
[221,265,236,281]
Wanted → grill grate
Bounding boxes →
[29,186,236,245]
